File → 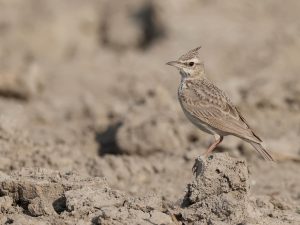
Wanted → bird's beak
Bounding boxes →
[166,60,183,69]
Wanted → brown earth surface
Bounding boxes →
[0,0,300,224]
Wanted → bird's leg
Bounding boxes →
[193,135,224,175]
[204,135,223,157]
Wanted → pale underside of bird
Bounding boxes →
[166,46,274,161]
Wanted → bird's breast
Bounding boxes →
[178,80,191,98]
[177,80,218,135]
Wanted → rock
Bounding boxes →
[65,185,125,214]
[96,190,172,225]
[0,216,7,225]
[0,196,13,213]
[4,214,51,225]
[177,153,249,225]
[0,61,43,100]
[149,210,173,225]
[0,168,65,216]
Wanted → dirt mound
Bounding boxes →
[178,153,249,224]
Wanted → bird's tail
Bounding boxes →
[249,141,275,161]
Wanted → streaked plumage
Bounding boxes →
[167,47,274,161]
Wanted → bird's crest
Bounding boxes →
[179,46,202,61]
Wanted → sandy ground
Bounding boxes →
[0,0,300,224]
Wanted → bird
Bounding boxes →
[166,46,274,161]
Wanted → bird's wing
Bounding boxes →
[181,79,261,143]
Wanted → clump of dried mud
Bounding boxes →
[179,154,249,224]
[0,169,172,224]
[1,0,300,224]
[1,154,298,225]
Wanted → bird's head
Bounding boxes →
[166,46,205,79]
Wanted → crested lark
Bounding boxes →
[166,47,274,161]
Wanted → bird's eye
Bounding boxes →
[189,62,194,66]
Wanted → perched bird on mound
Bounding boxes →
[166,46,274,161]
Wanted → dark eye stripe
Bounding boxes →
[184,62,200,66]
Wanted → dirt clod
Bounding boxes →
[176,153,249,224]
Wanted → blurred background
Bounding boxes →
[0,0,299,221]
